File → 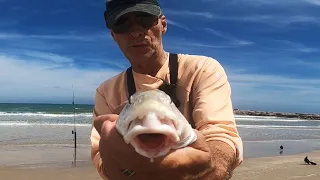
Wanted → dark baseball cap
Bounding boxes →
[104,0,163,29]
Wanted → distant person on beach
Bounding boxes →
[90,0,243,179]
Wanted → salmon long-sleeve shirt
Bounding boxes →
[90,53,244,179]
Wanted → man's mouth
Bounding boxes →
[130,42,148,47]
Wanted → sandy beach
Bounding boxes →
[1,147,319,180]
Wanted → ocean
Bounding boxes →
[0,103,319,166]
[0,103,93,126]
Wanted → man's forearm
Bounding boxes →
[207,140,237,180]
[186,139,237,180]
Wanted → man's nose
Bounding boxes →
[129,23,145,38]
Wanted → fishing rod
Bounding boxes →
[71,85,77,167]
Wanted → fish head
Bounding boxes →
[115,89,189,160]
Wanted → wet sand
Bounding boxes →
[1,146,319,180]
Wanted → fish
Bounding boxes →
[116,89,197,162]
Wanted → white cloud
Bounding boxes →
[164,9,319,27]
[163,9,215,19]
[226,69,320,113]
[266,40,319,53]
[306,0,320,5]
[165,0,320,27]
[205,28,254,46]
[23,51,74,64]
[0,55,121,104]
[229,73,320,86]
[225,15,320,27]
[291,59,320,68]
[0,32,111,41]
[182,42,240,48]
[166,19,191,31]
[164,36,250,51]
[230,0,298,5]
[205,0,320,6]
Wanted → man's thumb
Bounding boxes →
[94,114,118,135]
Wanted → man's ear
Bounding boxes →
[160,15,167,34]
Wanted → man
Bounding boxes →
[91,0,243,179]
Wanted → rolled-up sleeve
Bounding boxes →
[191,58,243,166]
[90,88,112,180]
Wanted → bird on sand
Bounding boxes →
[304,156,317,165]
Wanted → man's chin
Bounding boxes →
[128,49,154,59]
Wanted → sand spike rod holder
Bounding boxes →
[71,85,77,167]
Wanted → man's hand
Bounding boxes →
[94,114,152,179]
[154,132,236,180]
[152,130,213,179]
[94,114,234,180]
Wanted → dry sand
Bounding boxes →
[233,150,320,180]
[1,151,319,180]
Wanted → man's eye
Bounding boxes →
[136,17,146,21]
[139,16,155,22]
[115,18,128,25]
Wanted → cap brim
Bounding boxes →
[106,4,161,28]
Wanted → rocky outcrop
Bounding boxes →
[233,109,320,120]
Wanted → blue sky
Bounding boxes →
[0,0,320,113]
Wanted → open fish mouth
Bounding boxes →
[135,133,167,150]
[130,131,177,162]
[123,112,180,161]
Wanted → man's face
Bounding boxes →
[110,12,167,64]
